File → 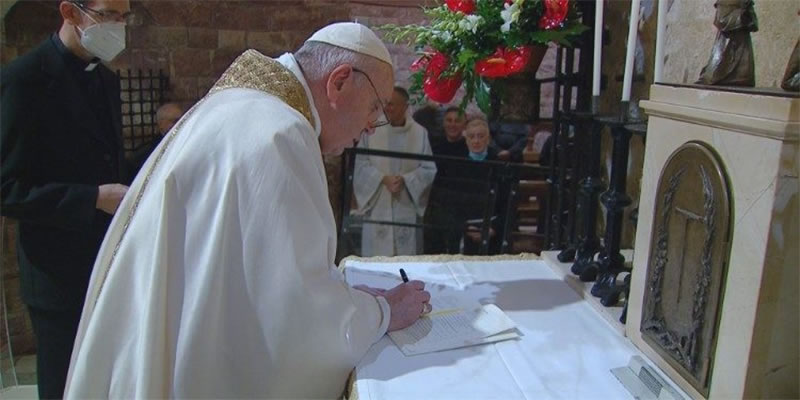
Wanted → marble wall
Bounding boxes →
[631,85,799,399]
[596,0,799,248]
[661,0,799,88]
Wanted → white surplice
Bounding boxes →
[64,51,390,399]
[353,118,436,257]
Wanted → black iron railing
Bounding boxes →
[338,148,548,258]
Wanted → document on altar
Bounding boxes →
[388,303,519,356]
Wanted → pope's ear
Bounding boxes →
[325,65,354,110]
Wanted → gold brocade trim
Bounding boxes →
[343,369,358,400]
[92,51,314,305]
[209,50,315,129]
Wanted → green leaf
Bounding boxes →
[475,79,492,115]
[457,48,478,66]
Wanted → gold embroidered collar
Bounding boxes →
[210,50,315,129]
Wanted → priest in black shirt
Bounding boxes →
[425,107,468,254]
[1,0,131,397]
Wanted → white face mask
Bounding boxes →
[77,16,126,62]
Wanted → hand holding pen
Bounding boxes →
[400,268,432,315]
[381,268,431,332]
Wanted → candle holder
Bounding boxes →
[556,50,579,262]
[570,104,605,282]
[588,115,639,307]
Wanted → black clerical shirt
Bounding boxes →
[51,33,114,139]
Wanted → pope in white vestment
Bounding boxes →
[64,23,432,399]
[353,112,436,257]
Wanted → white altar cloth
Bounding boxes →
[343,259,645,400]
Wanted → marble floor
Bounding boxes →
[1,355,37,399]
[0,384,37,399]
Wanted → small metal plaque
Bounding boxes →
[640,142,732,396]
[611,356,687,400]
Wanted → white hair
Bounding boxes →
[465,118,490,133]
[295,41,385,84]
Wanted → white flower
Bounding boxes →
[500,0,525,33]
[458,14,483,34]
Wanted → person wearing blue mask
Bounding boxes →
[461,118,504,254]
[1,1,131,398]
[464,118,498,162]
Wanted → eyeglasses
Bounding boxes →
[72,1,135,24]
[352,68,390,129]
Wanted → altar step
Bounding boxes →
[540,250,634,336]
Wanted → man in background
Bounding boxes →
[155,102,182,135]
[1,1,131,398]
[462,118,502,254]
[490,121,528,162]
[354,86,436,256]
[412,101,445,143]
[425,106,468,254]
[430,106,467,158]
[127,102,184,179]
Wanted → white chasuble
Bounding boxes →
[353,118,436,256]
[64,51,389,399]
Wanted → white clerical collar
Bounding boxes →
[386,112,414,134]
[277,53,322,139]
[84,57,100,72]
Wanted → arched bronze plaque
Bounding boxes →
[640,141,732,397]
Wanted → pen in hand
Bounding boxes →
[399,268,432,315]
[399,268,409,283]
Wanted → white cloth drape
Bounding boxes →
[353,118,436,257]
[65,53,390,399]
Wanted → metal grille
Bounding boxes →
[118,69,169,153]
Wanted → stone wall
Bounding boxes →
[122,0,351,105]
[0,0,60,65]
[1,0,352,104]
[350,1,427,89]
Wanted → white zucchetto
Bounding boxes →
[306,22,393,67]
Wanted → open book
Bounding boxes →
[388,302,519,356]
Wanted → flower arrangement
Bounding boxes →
[382,0,587,113]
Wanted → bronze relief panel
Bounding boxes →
[640,141,732,397]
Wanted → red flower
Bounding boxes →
[410,56,429,73]
[475,46,534,78]
[414,52,462,103]
[445,0,476,14]
[539,0,569,30]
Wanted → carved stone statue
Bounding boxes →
[781,38,799,91]
[696,0,759,87]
